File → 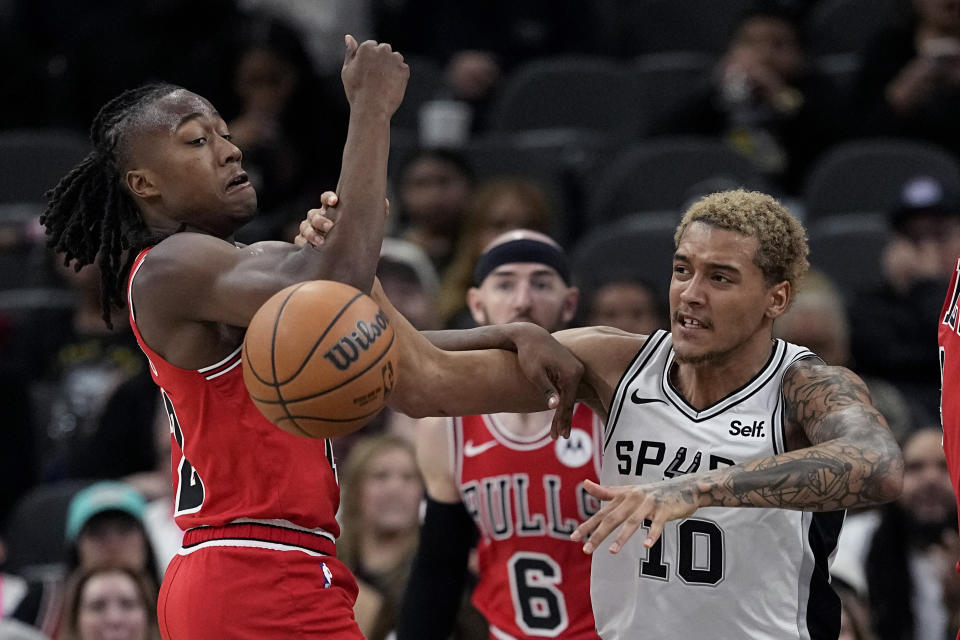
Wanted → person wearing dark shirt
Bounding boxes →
[655,1,839,194]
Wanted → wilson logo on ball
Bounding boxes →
[323,311,390,371]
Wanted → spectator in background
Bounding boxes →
[579,275,666,335]
[852,0,960,156]
[11,482,160,638]
[396,148,474,273]
[59,566,159,640]
[337,435,424,640]
[437,177,554,328]
[833,428,960,640]
[227,15,348,223]
[850,176,960,425]
[835,581,876,640]
[378,238,442,332]
[8,256,154,483]
[236,0,372,75]
[655,1,838,194]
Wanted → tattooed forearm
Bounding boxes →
[685,362,904,512]
[691,436,901,510]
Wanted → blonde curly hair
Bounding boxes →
[674,189,809,292]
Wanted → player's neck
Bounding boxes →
[671,336,776,410]
[493,409,555,438]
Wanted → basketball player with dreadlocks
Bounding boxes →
[40,36,410,639]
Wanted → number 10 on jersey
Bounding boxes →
[640,517,725,586]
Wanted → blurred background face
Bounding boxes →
[470,263,576,331]
[475,190,547,251]
[77,513,148,572]
[399,156,472,233]
[914,0,960,32]
[899,429,955,524]
[730,16,804,78]
[899,212,960,275]
[359,446,423,536]
[235,47,297,115]
[587,281,662,335]
[77,570,148,640]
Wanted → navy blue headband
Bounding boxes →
[473,238,571,286]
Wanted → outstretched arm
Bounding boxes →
[573,360,904,554]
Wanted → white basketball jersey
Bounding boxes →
[592,331,844,640]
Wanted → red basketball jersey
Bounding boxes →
[939,258,960,575]
[127,248,340,542]
[453,404,603,640]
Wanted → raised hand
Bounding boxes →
[341,35,409,118]
[295,190,389,248]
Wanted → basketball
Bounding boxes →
[242,280,398,439]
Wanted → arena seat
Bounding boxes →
[571,211,679,299]
[807,212,889,302]
[586,137,768,224]
[488,56,641,139]
[803,139,960,223]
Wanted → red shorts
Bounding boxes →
[157,524,363,639]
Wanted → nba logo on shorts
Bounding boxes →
[320,562,334,588]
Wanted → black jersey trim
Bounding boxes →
[776,352,820,454]
[805,510,844,640]
[660,340,788,423]
[603,330,669,451]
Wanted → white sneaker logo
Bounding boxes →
[464,440,498,457]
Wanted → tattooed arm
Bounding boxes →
[571,360,904,554]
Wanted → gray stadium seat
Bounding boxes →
[595,0,752,56]
[802,139,960,223]
[807,212,889,302]
[571,212,680,301]
[0,130,90,204]
[629,52,715,134]
[488,57,641,139]
[4,480,94,580]
[586,137,768,223]
[805,0,901,55]
[391,55,446,132]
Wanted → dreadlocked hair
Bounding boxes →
[40,82,182,328]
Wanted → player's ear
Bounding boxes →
[561,286,580,325]
[765,280,791,320]
[126,169,160,199]
[466,287,487,325]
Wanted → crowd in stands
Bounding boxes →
[2,0,960,638]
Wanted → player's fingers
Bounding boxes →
[570,512,599,543]
[583,502,633,554]
[343,35,358,66]
[643,517,666,550]
[320,191,339,207]
[384,198,390,218]
[610,511,649,554]
[582,479,620,501]
[555,378,576,440]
